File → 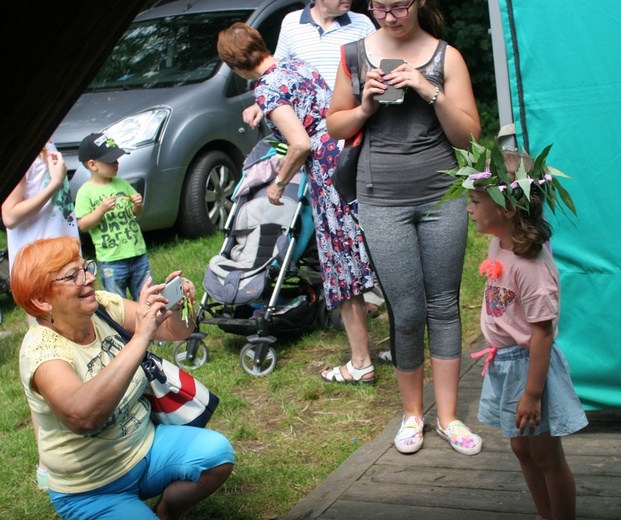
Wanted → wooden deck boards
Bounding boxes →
[284,338,621,520]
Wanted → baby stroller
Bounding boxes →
[172,136,335,376]
[0,248,10,324]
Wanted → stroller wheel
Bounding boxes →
[317,304,344,331]
[240,342,277,376]
[173,338,209,370]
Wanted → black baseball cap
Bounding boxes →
[78,132,128,163]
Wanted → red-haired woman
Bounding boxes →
[12,236,234,519]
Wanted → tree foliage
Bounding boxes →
[441,0,499,138]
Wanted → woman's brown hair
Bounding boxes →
[10,236,81,317]
[217,22,270,73]
[419,0,445,39]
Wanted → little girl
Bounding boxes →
[443,142,587,520]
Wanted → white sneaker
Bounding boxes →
[436,419,482,456]
[394,415,424,454]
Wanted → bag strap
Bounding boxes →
[343,41,362,102]
[95,304,166,383]
[95,304,132,342]
[343,40,373,193]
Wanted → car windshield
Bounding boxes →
[85,10,252,91]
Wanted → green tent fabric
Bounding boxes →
[497,0,621,409]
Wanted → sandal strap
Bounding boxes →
[345,360,375,381]
[323,366,347,382]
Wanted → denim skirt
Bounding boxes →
[478,344,588,438]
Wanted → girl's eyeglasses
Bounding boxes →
[368,0,416,20]
[51,260,98,286]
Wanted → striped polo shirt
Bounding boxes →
[274,4,376,90]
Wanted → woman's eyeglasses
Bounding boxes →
[51,260,98,286]
[368,0,416,19]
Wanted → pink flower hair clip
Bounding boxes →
[479,258,503,279]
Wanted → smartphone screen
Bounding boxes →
[374,59,406,104]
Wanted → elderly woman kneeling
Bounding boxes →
[12,236,234,520]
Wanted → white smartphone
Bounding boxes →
[374,59,406,104]
[160,276,184,309]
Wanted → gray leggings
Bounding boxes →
[358,197,468,371]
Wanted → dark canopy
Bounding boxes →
[2,1,146,203]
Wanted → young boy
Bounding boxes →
[75,132,152,300]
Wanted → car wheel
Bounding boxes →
[177,150,239,237]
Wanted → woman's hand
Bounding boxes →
[267,182,286,206]
[360,68,383,117]
[168,271,197,308]
[134,277,171,342]
[379,62,437,103]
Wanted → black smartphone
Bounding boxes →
[374,59,406,104]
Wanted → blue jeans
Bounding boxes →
[99,254,152,301]
[49,425,235,519]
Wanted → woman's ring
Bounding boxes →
[146,301,152,306]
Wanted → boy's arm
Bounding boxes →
[77,195,116,232]
[129,193,144,217]
[515,319,554,435]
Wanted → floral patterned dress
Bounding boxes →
[255,58,375,309]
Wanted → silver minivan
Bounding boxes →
[52,0,307,237]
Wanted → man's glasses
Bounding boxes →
[51,260,98,286]
[368,0,416,19]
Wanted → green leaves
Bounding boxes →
[181,295,194,326]
[438,137,577,218]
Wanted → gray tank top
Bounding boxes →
[353,39,458,206]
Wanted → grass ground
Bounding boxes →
[0,223,489,519]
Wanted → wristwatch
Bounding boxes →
[275,175,287,187]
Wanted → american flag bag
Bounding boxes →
[96,305,219,428]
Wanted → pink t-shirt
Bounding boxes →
[481,237,559,349]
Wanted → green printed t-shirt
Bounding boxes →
[75,178,147,262]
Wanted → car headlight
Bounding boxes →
[104,108,170,149]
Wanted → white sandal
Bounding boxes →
[321,360,376,385]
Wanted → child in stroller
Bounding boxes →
[171,136,337,375]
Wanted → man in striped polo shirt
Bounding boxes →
[275,0,376,89]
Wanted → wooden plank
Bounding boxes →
[339,480,621,519]
[376,446,621,477]
[320,500,535,520]
[361,465,621,498]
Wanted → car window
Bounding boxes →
[85,10,253,91]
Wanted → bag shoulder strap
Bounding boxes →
[95,304,167,382]
[95,304,132,342]
[343,40,362,103]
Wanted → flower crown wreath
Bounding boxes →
[438,138,577,217]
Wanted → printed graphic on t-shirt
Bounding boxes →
[85,332,147,438]
[93,192,141,250]
[484,284,516,317]
[44,173,77,225]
